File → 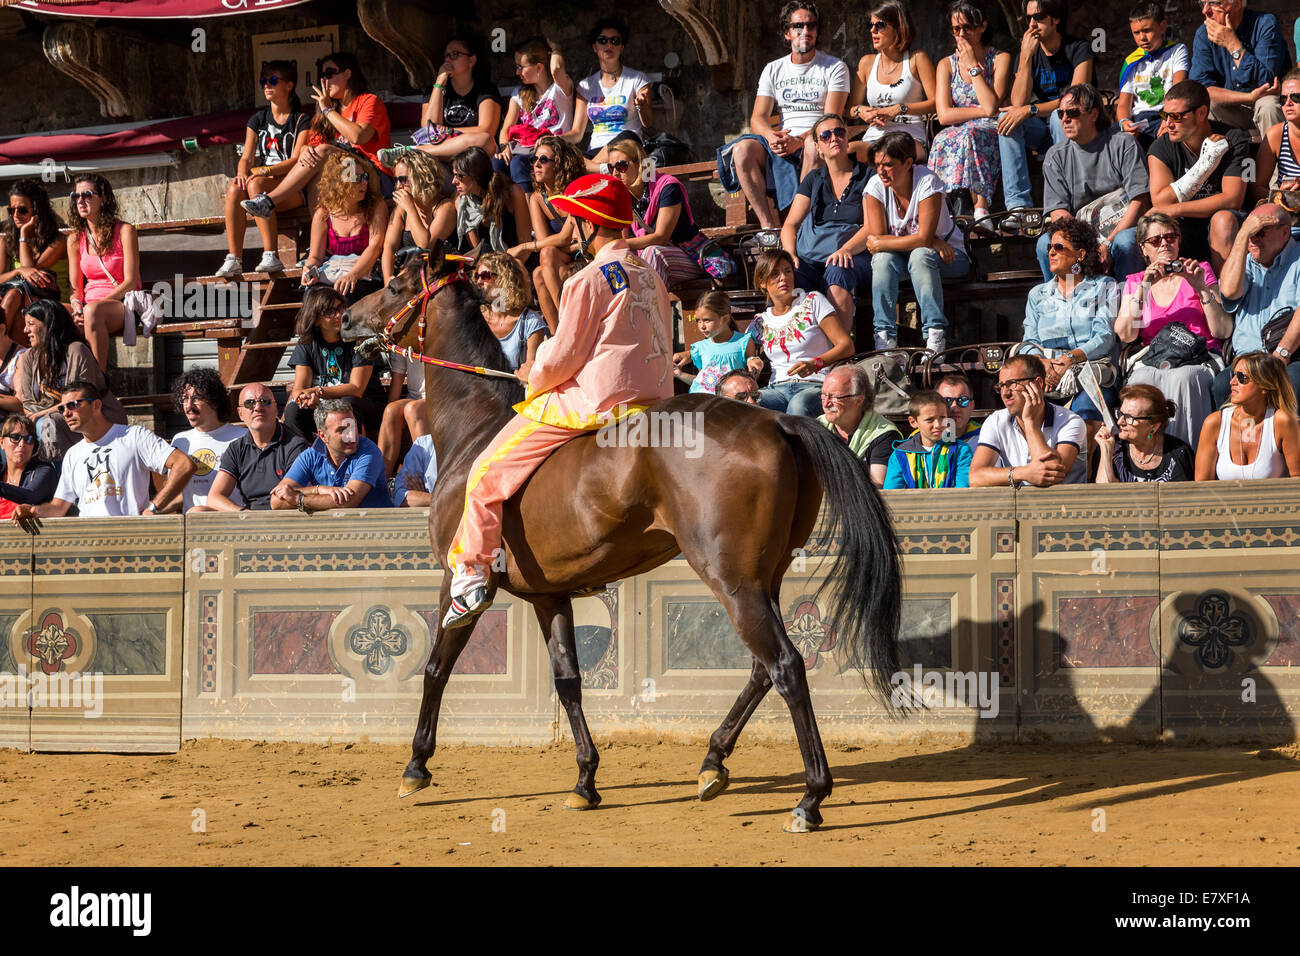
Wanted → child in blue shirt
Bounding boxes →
[672,290,749,394]
[885,390,973,489]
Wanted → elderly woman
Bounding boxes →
[780,114,873,334]
[1115,211,1230,447]
[1195,351,1300,480]
[1095,384,1195,482]
[1020,218,1118,444]
[14,300,126,461]
[0,413,56,508]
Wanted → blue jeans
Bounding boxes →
[1035,226,1144,282]
[758,379,823,417]
[999,112,1064,211]
[794,256,872,302]
[871,247,972,336]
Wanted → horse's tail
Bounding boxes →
[777,414,902,706]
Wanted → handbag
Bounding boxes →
[89,245,157,345]
[854,353,916,417]
[1136,321,1211,370]
[643,132,692,169]
[1261,307,1296,359]
[795,214,857,266]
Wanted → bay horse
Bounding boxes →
[341,244,901,831]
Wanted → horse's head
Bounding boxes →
[341,241,468,358]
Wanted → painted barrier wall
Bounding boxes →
[2,480,1299,753]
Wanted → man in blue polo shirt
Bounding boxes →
[270,399,392,511]
[1211,203,1300,405]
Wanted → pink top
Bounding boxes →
[517,239,673,429]
[1123,262,1221,352]
[78,222,138,302]
[327,218,370,256]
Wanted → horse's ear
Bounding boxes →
[421,240,445,283]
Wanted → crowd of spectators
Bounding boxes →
[9,0,1300,519]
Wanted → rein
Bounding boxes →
[377,259,521,382]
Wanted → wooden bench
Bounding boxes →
[658,160,750,228]
[134,208,311,269]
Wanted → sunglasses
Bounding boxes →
[1143,233,1178,246]
[1159,108,1192,122]
[788,21,818,31]
[817,126,847,142]
[1116,412,1159,424]
[1048,242,1076,254]
[869,20,889,31]
[944,395,973,408]
[594,35,624,46]
[1283,92,1300,106]
[1057,108,1084,120]
[1233,371,1252,384]
[259,75,282,86]
[952,23,979,33]
[241,397,274,409]
[2,432,35,445]
[1029,12,1052,22]
[320,66,345,79]
[7,204,31,215]
[610,159,632,173]
[57,397,92,414]
[475,270,495,282]
[394,174,410,186]
[533,154,555,166]
[69,190,97,202]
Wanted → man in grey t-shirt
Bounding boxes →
[1035,83,1150,281]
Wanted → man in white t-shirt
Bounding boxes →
[969,355,1087,486]
[11,381,194,522]
[169,367,246,512]
[729,1,850,229]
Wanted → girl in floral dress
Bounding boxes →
[928,0,1013,222]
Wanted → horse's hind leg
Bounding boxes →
[720,589,831,831]
[400,589,474,797]
[698,657,772,801]
[534,596,601,809]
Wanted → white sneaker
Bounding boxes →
[926,329,947,354]
[255,251,284,273]
[215,254,242,278]
[873,331,898,351]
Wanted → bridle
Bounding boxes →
[375,256,520,382]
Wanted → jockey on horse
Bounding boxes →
[442,173,674,630]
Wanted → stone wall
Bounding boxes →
[3,481,1299,753]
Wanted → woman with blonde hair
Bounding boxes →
[496,37,575,189]
[1194,351,1300,480]
[382,149,456,282]
[472,251,549,377]
[302,151,388,299]
[511,134,586,330]
[606,137,734,287]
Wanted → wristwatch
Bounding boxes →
[1278,346,1291,360]
[968,66,983,78]
[897,103,909,116]
[1028,103,1039,117]
[297,491,308,513]
[1008,466,1018,487]
[1231,47,1243,63]
[145,501,159,514]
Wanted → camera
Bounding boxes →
[1163,260,1185,275]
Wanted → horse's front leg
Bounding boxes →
[534,595,601,809]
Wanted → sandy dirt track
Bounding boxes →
[3,735,1299,866]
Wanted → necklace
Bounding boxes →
[1130,440,1162,468]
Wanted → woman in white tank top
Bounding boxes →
[848,0,935,155]
[1194,352,1300,481]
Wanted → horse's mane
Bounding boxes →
[439,280,526,409]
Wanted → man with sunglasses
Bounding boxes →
[969,354,1086,487]
[936,373,984,449]
[723,1,850,230]
[997,0,1094,225]
[1148,79,1251,272]
[1189,0,1288,139]
[1211,201,1300,405]
[11,380,193,522]
[1036,84,1149,281]
[194,384,309,513]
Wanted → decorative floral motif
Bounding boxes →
[24,611,82,675]
[785,597,837,669]
[347,607,409,676]
[1177,592,1252,669]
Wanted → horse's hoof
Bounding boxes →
[398,772,432,798]
[698,768,729,801]
[563,791,600,811]
[782,808,819,833]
